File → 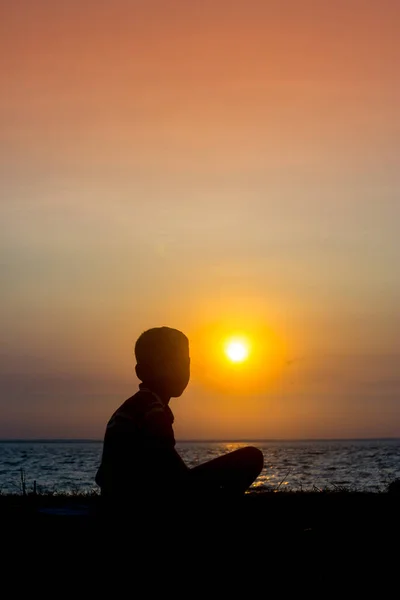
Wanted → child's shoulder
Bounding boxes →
[107,390,160,430]
[118,388,161,416]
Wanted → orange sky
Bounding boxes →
[1,0,399,439]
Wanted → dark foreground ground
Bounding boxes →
[1,491,398,589]
[2,490,399,543]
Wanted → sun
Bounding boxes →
[225,338,250,363]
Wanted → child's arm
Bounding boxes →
[142,407,189,477]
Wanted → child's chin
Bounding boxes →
[171,386,186,398]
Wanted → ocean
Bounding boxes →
[0,438,399,495]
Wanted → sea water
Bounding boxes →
[0,438,399,495]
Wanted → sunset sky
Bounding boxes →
[1,0,399,439]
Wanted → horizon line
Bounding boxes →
[0,436,399,443]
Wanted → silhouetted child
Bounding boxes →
[95,326,263,507]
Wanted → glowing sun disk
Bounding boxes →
[225,340,249,363]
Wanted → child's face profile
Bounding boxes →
[137,348,190,397]
[165,349,190,397]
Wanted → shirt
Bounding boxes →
[95,384,188,499]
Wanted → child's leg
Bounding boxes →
[188,446,264,495]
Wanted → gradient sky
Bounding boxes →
[1,0,399,439]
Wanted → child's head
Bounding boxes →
[134,326,190,397]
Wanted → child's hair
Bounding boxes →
[134,326,189,368]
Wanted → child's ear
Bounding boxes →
[136,363,154,382]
